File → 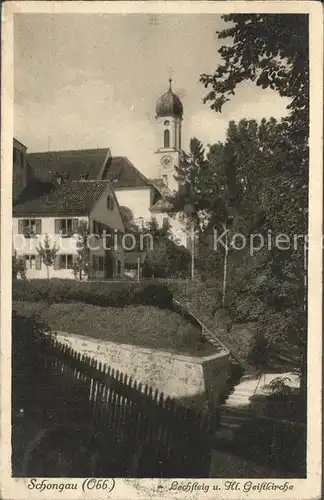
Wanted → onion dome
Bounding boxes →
[156,78,183,118]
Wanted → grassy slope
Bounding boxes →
[13,301,218,357]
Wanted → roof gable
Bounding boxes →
[101,156,151,188]
[90,183,126,233]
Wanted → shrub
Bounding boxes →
[227,295,267,323]
[246,331,269,368]
[12,254,26,280]
[12,279,174,310]
[133,283,173,309]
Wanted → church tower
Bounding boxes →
[155,78,183,192]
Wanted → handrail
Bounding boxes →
[173,299,229,354]
[173,299,254,371]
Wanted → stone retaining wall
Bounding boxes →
[55,331,230,410]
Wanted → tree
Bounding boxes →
[199,15,308,392]
[36,234,59,279]
[143,239,190,279]
[119,206,136,231]
[72,221,90,281]
[169,137,227,230]
[12,251,26,280]
[200,14,308,235]
[200,15,308,151]
[142,218,190,278]
[143,240,169,278]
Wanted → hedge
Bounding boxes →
[12,279,174,310]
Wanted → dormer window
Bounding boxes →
[54,173,63,185]
[107,194,115,211]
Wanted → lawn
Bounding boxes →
[13,301,218,357]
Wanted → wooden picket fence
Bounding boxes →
[27,335,218,477]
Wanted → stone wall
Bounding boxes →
[55,331,230,410]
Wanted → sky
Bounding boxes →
[14,13,291,178]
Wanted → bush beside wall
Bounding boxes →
[12,279,174,310]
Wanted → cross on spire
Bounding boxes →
[168,67,173,89]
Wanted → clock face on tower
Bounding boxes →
[160,155,173,169]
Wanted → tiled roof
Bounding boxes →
[13,181,111,216]
[27,149,152,190]
[27,149,110,182]
[14,181,58,206]
[101,157,151,188]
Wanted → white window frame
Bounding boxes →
[19,219,41,237]
[55,218,78,237]
[59,254,74,270]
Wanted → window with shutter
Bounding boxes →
[105,233,112,249]
[61,220,67,235]
[30,220,36,233]
[53,255,60,270]
[107,195,113,210]
[66,219,73,235]
[30,255,36,269]
[99,257,104,271]
[35,255,42,270]
[24,255,36,269]
[35,219,42,234]
[55,219,61,234]
[18,220,24,234]
[72,219,78,234]
[118,232,122,246]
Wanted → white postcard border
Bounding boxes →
[1,2,322,499]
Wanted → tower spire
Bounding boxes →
[168,67,173,89]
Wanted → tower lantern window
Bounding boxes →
[164,129,170,148]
